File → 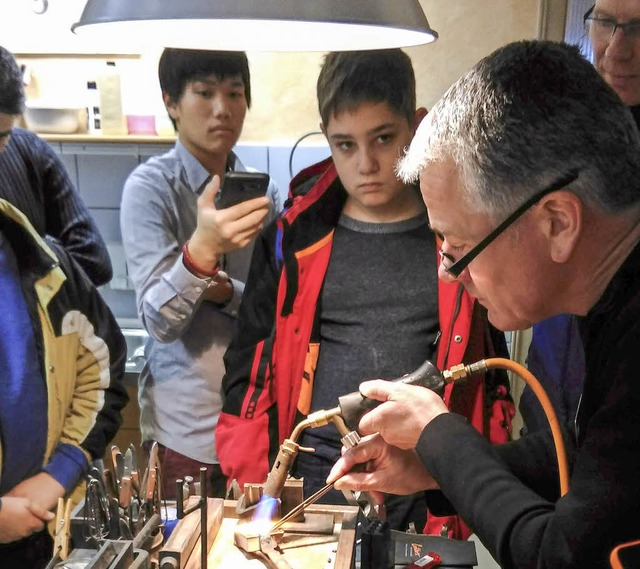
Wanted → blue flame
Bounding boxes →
[253,494,279,522]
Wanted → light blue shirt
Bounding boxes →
[120,140,282,463]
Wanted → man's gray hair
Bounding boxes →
[399,40,640,220]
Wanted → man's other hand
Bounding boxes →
[327,433,436,497]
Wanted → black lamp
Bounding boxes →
[72,0,438,51]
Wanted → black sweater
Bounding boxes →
[418,242,640,568]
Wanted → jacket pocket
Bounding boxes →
[297,342,320,416]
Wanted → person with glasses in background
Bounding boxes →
[587,0,640,108]
[0,46,112,286]
[520,0,640,436]
[328,40,640,568]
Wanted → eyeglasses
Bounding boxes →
[584,8,640,41]
[439,170,579,278]
[0,129,12,139]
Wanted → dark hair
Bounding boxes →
[0,46,25,115]
[317,49,416,127]
[158,48,251,108]
[400,40,640,217]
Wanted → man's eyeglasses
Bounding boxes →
[583,6,640,41]
[440,170,579,278]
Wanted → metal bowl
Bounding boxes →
[24,105,83,134]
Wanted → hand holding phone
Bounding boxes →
[214,171,270,209]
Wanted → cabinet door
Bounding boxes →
[71,143,139,208]
[138,144,174,165]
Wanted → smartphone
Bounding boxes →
[214,171,270,209]
[407,552,442,569]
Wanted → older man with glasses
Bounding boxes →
[586,0,640,106]
[521,0,640,437]
[328,40,640,568]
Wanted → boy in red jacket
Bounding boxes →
[217,49,513,535]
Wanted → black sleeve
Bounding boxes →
[39,139,113,286]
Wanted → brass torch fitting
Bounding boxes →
[262,439,299,499]
[290,407,342,441]
[442,359,488,383]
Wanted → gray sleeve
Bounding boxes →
[120,167,209,343]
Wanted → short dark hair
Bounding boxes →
[317,49,416,127]
[0,46,25,115]
[158,48,251,108]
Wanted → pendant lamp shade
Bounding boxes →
[72,0,438,51]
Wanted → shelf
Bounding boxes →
[40,133,177,144]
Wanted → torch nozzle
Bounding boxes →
[289,407,342,441]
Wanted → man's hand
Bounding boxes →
[187,175,270,272]
[326,433,437,497]
[6,472,65,511]
[357,380,449,449]
[0,497,55,544]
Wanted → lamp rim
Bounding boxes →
[72,0,438,51]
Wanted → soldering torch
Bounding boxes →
[261,359,457,502]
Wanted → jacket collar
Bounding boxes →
[0,199,59,279]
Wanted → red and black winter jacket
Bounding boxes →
[217,158,514,537]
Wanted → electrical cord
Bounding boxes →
[288,131,324,179]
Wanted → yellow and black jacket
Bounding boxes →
[0,199,127,507]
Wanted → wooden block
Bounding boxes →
[158,497,203,569]
[182,499,225,569]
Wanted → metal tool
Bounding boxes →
[111,445,124,486]
[332,415,386,520]
[85,470,112,543]
[140,441,159,504]
[258,534,294,569]
[121,448,134,509]
[136,441,160,533]
[104,467,119,500]
[269,482,335,533]
[128,443,140,490]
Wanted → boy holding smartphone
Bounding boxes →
[217,49,513,534]
[120,48,282,499]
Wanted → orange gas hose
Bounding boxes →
[483,357,570,496]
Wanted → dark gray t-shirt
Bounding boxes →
[298,212,439,462]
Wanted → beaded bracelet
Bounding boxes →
[182,240,221,278]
